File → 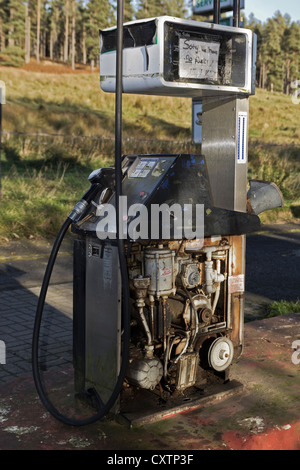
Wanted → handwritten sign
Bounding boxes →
[179,38,220,81]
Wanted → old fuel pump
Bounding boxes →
[32,8,283,426]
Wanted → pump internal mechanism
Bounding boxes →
[126,239,236,393]
[72,154,257,402]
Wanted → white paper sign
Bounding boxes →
[179,38,220,81]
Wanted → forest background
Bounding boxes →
[0,0,299,93]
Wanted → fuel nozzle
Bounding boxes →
[68,167,115,222]
[88,167,115,186]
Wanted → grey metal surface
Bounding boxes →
[247,180,284,215]
[85,239,121,407]
[202,93,249,212]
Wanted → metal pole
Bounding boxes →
[213,0,220,24]
[0,89,2,199]
[233,0,240,27]
[115,0,124,203]
[114,0,131,402]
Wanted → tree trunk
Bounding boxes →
[82,24,86,65]
[50,29,53,60]
[8,8,14,47]
[258,52,262,88]
[54,7,59,59]
[64,0,69,63]
[0,15,4,51]
[25,3,30,63]
[285,58,290,95]
[36,0,40,64]
[71,0,75,70]
[262,62,266,89]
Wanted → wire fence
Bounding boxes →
[1,129,194,146]
[1,128,297,167]
[1,129,199,164]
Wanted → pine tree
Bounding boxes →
[282,20,300,94]
[0,0,7,51]
[263,12,287,92]
[0,0,25,65]
[246,13,264,89]
[86,0,113,67]
[48,0,65,60]
[4,0,25,48]
[164,0,188,18]
[123,0,134,22]
[135,0,164,19]
[77,0,89,64]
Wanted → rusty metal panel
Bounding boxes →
[227,235,245,356]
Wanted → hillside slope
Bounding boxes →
[0,64,299,238]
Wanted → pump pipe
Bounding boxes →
[32,0,130,426]
[233,0,240,27]
[213,0,220,24]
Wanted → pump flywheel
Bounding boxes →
[208,337,234,372]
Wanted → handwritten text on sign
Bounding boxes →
[179,39,220,81]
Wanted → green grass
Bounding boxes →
[0,162,92,239]
[0,67,191,142]
[0,66,299,239]
[266,300,300,318]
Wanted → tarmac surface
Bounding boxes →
[0,223,299,451]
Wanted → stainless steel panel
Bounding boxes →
[202,93,249,212]
[85,239,121,409]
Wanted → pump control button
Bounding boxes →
[139,191,147,199]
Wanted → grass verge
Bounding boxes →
[266,300,300,318]
[0,66,299,239]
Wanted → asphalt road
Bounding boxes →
[245,224,300,302]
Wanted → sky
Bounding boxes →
[242,0,300,23]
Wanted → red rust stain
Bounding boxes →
[222,422,300,450]
[187,416,216,426]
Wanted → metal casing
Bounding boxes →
[99,16,256,97]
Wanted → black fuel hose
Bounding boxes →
[32,185,131,426]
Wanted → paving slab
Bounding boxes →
[0,314,299,451]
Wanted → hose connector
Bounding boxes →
[68,199,89,222]
[68,180,106,222]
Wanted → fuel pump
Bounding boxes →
[32,9,283,426]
